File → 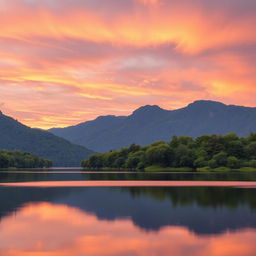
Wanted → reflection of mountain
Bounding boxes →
[0,186,70,220]
[2,202,256,256]
[1,186,256,235]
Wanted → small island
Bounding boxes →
[82,133,256,172]
[0,150,52,169]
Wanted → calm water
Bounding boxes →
[1,170,256,256]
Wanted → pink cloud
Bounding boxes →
[0,0,255,128]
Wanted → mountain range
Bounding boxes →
[50,100,256,152]
[2,100,256,165]
[0,112,94,166]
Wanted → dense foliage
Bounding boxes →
[0,150,52,168]
[81,133,256,171]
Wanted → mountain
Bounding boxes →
[0,112,94,166]
[49,100,256,152]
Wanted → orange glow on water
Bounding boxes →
[0,202,256,256]
[2,180,256,188]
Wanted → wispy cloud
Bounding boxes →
[0,0,256,128]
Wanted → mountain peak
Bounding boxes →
[132,105,164,115]
[50,100,256,153]
[189,100,226,106]
[187,100,226,111]
[95,115,117,121]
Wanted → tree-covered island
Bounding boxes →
[81,133,256,171]
[0,150,52,169]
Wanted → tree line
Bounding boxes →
[81,133,256,171]
[0,150,52,168]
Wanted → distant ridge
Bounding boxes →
[0,112,94,166]
[49,100,256,152]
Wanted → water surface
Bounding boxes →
[0,169,256,256]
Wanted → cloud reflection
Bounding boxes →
[0,202,256,256]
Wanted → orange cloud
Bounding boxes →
[1,1,255,53]
[0,0,256,128]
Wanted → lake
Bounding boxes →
[1,169,256,256]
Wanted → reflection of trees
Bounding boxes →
[83,171,256,182]
[0,185,69,221]
[0,172,51,183]
[81,172,256,209]
[1,185,256,235]
[1,171,256,236]
[124,187,256,209]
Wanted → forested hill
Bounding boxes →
[50,100,256,152]
[82,134,256,171]
[0,150,52,168]
[0,112,94,166]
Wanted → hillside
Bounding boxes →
[50,100,256,152]
[0,112,94,166]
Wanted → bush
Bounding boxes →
[227,156,241,169]
[213,167,230,172]
[213,151,227,167]
[137,162,145,170]
[197,166,211,172]
[208,159,218,169]
[194,157,207,168]
[249,159,256,168]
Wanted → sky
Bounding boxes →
[0,0,256,128]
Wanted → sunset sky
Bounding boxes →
[1,0,256,128]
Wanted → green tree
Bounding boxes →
[145,144,173,167]
[81,133,256,172]
[0,150,52,169]
[227,156,241,169]
[245,142,256,159]
[201,135,225,157]
[113,157,126,169]
[208,159,218,169]
[125,156,140,170]
[249,159,256,168]
[174,144,195,167]
[212,151,228,167]
[194,157,207,168]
